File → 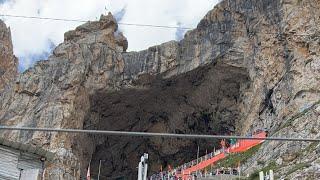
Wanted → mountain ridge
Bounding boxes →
[0,0,319,179]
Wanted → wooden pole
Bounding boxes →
[197,145,200,176]
[98,160,102,180]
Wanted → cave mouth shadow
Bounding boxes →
[82,62,250,179]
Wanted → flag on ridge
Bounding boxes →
[86,164,91,180]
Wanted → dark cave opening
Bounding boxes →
[82,62,250,179]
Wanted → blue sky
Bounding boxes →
[0,0,219,71]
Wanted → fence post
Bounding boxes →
[269,170,274,180]
[259,171,264,180]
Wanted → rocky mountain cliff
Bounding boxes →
[0,0,319,179]
[0,20,18,93]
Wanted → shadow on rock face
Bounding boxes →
[81,62,250,179]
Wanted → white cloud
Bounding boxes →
[0,0,219,70]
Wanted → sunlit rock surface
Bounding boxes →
[0,0,319,179]
[0,20,18,93]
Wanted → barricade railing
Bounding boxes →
[149,131,267,180]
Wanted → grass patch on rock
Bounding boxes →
[286,162,311,176]
[249,160,277,180]
[276,100,320,131]
[213,144,262,168]
[303,142,319,153]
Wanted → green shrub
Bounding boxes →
[249,161,277,180]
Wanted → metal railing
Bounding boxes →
[150,131,266,179]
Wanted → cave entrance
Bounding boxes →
[82,62,249,179]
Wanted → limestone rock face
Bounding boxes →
[0,20,18,93]
[0,0,319,179]
[0,13,128,179]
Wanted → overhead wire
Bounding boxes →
[0,14,192,30]
[0,14,319,36]
[0,126,320,142]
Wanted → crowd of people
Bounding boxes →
[149,129,267,180]
[150,167,240,180]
